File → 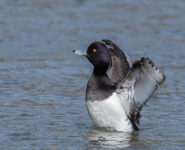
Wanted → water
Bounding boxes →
[0,0,185,149]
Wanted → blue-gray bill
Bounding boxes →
[73,50,87,56]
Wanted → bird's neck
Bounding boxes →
[93,65,108,76]
[93,62,110,76]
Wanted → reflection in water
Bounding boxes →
[85,128,136,149]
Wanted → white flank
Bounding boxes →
[86,93,133,132]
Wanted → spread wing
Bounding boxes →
[131,58,165,110]
[101,40,132,83]
[117,57,165,129]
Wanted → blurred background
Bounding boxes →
[0,0,185,149]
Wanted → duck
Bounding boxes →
[73,40,165,132]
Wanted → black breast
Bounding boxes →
[86,74,116,101]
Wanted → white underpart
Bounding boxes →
[86,93,133,132]
[117,80,135,117]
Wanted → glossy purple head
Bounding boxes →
[73,41,111,73]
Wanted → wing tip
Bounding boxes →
[134,57,166,86]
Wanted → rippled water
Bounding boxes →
[0,0,185,149]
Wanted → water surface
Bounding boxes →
[0,0,185,149]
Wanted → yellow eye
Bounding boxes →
[93,49,96,52]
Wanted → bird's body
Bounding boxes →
[73,40,165,132]
[87,92,133,132]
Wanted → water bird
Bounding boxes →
[73,40,165,132]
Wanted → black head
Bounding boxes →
[73,41,112,75]
[86,41,111,68]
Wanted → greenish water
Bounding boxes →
[0,0,185,149]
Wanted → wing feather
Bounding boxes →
[101,40,131,83]
[117,57,165,125]
[132,58,165,110]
